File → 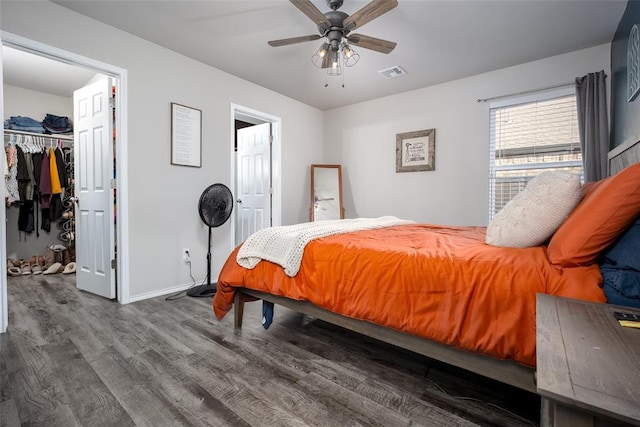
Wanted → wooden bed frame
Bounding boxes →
[233,289,537,392]
[231,139,639,396]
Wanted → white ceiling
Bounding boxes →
[3,0,628,110]
[2,46,97,97]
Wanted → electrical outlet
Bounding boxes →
[183,248,190,262]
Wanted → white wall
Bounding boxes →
[3,84,74,259]
[0,1,324,300]
[3,84,72,122]
[324,44,611,226]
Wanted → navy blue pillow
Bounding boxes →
[600,217,640,308]
[601,218,640,270]
[601,264,640,308]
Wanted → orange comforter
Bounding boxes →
[213,224,605,367]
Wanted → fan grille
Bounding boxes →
[198,184,233,228]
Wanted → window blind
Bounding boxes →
[489,92,582,217]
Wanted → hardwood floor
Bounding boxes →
[0,274,540,426]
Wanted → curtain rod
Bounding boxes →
[477,81,575,103]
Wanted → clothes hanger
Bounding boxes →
[15,134,24,150]
[23,135,33,153]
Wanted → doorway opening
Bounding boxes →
[230,104,281,248]
[0,32,130,332]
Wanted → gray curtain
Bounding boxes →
[575,70,609,182]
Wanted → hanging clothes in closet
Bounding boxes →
[15,143,35,233]
[49,146,68,224]
[2,139,7,183]
[4,132,70,237]
[5,141,19,205]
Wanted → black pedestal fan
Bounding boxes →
[187,183,233,298]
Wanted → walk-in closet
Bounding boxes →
[3,44,117,300]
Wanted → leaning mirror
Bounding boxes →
[310,164,344,221]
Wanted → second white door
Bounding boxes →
[236,123,272,243]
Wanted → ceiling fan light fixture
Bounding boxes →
[317,42,329,57]
[311,42,330,68]
[327,63,342,76]
[341,42,360,67]
[327,50,342,76]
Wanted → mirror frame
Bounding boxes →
[310,164,344,221]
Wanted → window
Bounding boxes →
[488,87,582,218]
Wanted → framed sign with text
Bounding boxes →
[396,128,436,173]
[171,102,202,167]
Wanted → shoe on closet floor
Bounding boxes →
[30,256,42,275]
[18,259,31,275]
[62,262,76,274]
[7,267,21,276]
[43,262,63,275]
[7,259,21,277]
[42,246,56,271]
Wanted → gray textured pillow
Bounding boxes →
[485,172,582,248]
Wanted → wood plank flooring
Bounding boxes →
[0,275,541,426]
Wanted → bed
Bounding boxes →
[213,140,640,394]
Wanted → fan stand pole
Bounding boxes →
[207,227,216,286]
[206,225,212,286]
[187,226,217,298]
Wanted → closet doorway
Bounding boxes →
[231,105,281,247]
[0,33,129,332]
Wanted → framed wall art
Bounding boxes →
[171,102,202,167]
[396,128,436,172]
[629,24,640,102]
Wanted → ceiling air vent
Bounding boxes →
[378,66,407,79]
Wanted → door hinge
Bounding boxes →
[269,187,273,195]
[110,179,117,189]
[111,259,117,269]
[109,97,115,109]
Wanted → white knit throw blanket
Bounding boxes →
[237,216,415,277]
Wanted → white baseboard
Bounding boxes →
[128,281,205,303]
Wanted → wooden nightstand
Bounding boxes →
[536,294,640,426]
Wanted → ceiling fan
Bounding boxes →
[268,0,398,75]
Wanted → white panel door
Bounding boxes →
[74,78,115,298]
[236,123,271,244]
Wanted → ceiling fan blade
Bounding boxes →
[343,0,398,31]
[290,0,331,27]
[268,34,322,47]
[347,33,396,54]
